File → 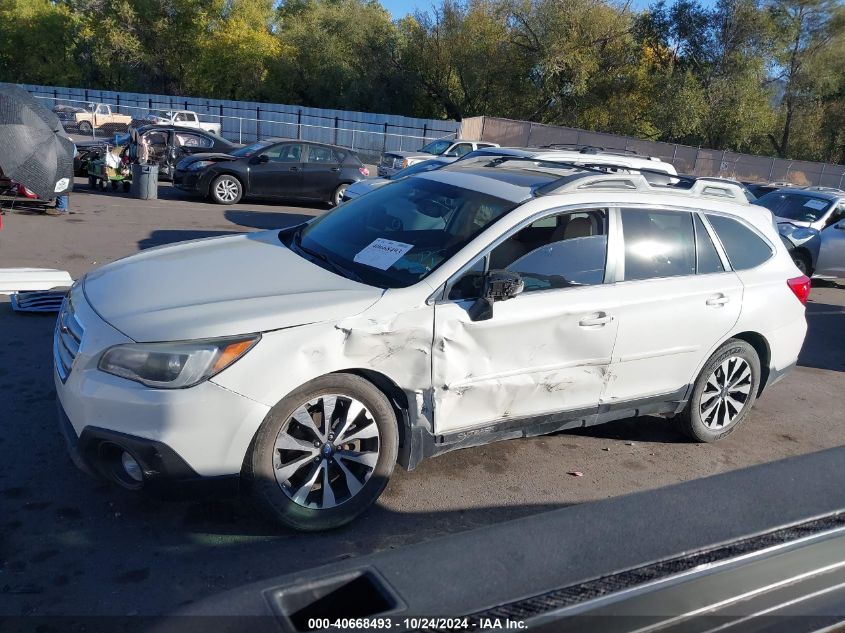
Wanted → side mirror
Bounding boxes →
[468,270,524,321]
[258,154,270,164]
[836,222,845,230]
[442,151,458,157]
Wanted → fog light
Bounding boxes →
[121,451,143,482]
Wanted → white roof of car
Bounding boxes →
[464,147,678,175]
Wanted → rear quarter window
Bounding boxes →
[706,215,773,270]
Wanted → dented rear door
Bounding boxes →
[432,286,620,435]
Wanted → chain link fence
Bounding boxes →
[463,117,845,188]
[27,85,460,165]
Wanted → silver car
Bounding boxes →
[342,158,452,202]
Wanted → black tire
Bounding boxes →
[122,181,131,192]
[245,373,398,531]
[678,339,761,442]
[332,183,349,207]
[78,121,92,135]
[792,249,812,276]
[210,174,243,205]
[88,175,97,189]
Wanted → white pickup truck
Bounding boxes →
[144,110,222,135]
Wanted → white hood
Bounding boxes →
[83,231,383,342]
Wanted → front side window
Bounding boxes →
[621,209,696,281]
[451,143,473,157]
[297,177,516,288]
[96,105,109,115]
[263,143,302,162]
[487,209,609,293]
[175,112,187,122]
[706,214,773,270]
[753,192,832,223]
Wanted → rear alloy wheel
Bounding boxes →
[678,339,760,442]
[332,184,348,207]
[246,374,398,531]
[78,121,92,135]
[210,174,242,205]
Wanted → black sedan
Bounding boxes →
[129,125,240,180]
[173,139,369,206]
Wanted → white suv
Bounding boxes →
[55,158,809,530]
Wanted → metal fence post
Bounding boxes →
[352,130,356,151]
[383,123,388,154]
[257,107,261,141]
[239,117,243,144]
[334,117,339,145]
[297,111,302,140]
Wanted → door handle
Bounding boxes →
[331,167,341,172]
[289,166,299,172]
[579,312,613,327]
[706,294,730,307]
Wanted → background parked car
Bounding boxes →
[142,110,222,135]
[377,139,500,177]
[341,158,451,202]
[753,188,845,275]
[129,124,239,180]
[56,103,133,134]
[174,138,368,205]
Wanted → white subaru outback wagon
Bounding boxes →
[55,158,809,530]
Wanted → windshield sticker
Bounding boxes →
[353,238,414,270]
[804,198,828,210]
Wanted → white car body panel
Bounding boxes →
[83,232,383,341]
[0,268,73,294]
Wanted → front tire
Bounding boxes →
[245,373,398,531]
[210,174,243,205]
[678,339,760,442]
[78,121,92,135]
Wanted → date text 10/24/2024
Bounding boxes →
[306,617,528,630]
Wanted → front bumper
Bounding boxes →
[172,169,207,194]
[55,286,271,489]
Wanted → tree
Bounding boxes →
[766,0,843,157]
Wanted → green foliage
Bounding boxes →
[0,0,844,163]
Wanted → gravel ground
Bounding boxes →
[1,180,843,619]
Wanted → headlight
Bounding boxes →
[188,160,215,171]
[98,335,260,388]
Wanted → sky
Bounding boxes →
[378,0,715,19]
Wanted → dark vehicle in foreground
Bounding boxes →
[173,138,369,205]
[128,124,239,181]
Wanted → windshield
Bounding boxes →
[753,191,833,222]
[389,160,446,180]
[150,110,172,119]
[231,141,271,157]
[296,177,515,288]
[418,139,453,155]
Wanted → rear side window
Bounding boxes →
[694,214,724,274]
[706,215,773,270]
[621,209,696,281]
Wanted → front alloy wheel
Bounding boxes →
[274,395,380,510]
[246,373,398,530]
[210,175,242,205]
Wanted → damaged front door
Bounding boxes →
[432,208,620,434]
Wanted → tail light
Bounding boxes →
[787,275,811,305]
[359,167,370,177]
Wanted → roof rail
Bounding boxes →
[537,144,640,157]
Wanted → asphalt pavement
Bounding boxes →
[1,181,844,619]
